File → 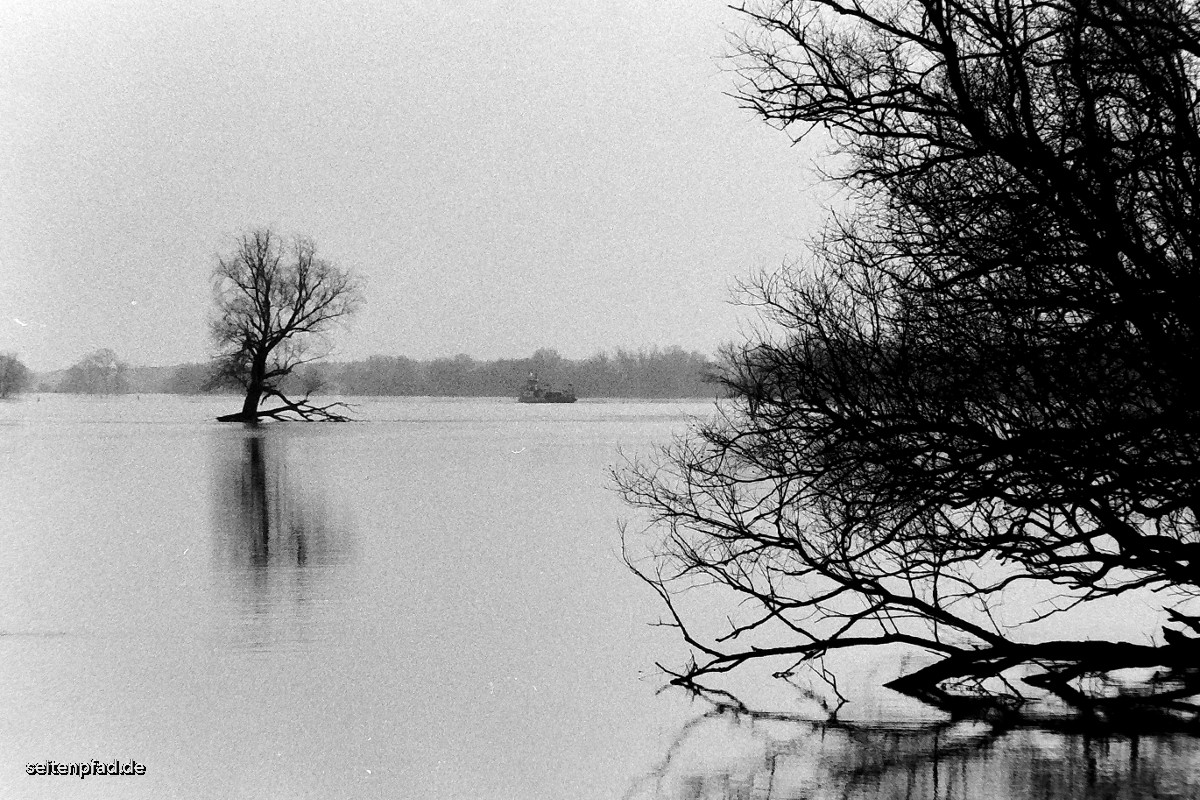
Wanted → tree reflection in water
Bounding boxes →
[627,706,1200,800]
[211,429,350,650]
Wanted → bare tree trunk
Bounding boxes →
[240,351,267,418]
[217,351,267,423]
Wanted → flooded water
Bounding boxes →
[1,395,1197,799]
[629,707,1200,800]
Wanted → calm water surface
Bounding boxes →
[1,395,1197,799]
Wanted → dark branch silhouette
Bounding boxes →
[211,228,362,422]
[619,0,1200,721]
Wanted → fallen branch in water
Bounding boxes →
[216,389,355,423]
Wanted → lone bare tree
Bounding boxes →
[211,228,362,422]
[620,0,1200,721]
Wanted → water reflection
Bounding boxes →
[211,429,352,651]
[630,707,1200,800]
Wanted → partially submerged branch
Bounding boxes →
[216,390,356,423]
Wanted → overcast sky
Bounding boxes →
[1,1,828,371]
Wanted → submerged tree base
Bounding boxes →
[216,390,355,423]
[668,646,1200,732]
[633,702,1200,800]
[882,637,1200,729]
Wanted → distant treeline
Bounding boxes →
[73,347,721,398]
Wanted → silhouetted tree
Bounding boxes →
[211,228,362,422]
[620,0,1200,718]
[0,353,31,398]
[58,348,129,394]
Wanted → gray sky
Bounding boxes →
[1,1,826,371]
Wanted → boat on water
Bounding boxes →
[518,372,577,403]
